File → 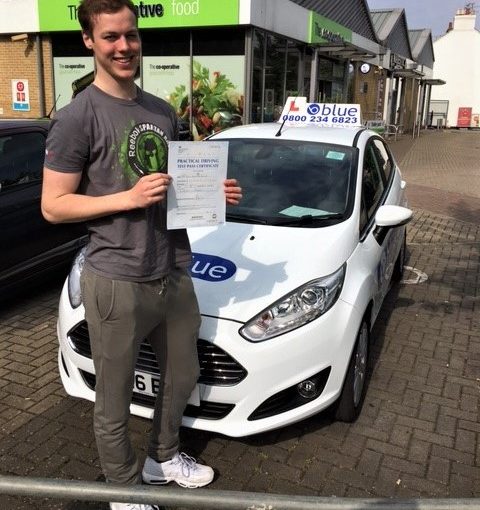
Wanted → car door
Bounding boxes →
[0,124,85,289]
[0,127,47,277]
[359,137,399,321]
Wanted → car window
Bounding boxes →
[0,131,45,190]
[371,138,393,182]
[360,141,385,230]
[224,138,355,226]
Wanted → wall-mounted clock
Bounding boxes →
[360,63,371,74]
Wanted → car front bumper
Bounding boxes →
[58,278,363,437]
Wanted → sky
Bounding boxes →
[366,0,480,37]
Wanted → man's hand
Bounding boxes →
[42,168,172,223]
[224,178,242,205]
[128,173,172,209]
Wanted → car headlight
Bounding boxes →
[240,264,345,342]
[68,246,86,309]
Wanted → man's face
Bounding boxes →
[82,6,140,84]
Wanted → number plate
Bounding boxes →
[134,371,201,406]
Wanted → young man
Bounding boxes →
[41,1,241,509]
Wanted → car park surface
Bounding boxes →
[56,104,412,437]
[0,119,87,297]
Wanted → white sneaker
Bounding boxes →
[110,503,161,510]
[142,452,214,488]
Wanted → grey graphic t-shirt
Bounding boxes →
[45,84,191,281]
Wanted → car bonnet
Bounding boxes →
[187,220,358,323]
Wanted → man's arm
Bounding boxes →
[41,167,172,224]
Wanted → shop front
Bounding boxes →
[1,0,382,131]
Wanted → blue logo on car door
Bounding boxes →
[189,253,237,282]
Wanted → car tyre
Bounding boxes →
[392,230,406,282]
[334,319,369,422]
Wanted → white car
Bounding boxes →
[57,110,412,438]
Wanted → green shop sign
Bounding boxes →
[309,12,352,45]
[38,0,239,31]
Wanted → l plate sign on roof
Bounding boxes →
[279,97,362,128]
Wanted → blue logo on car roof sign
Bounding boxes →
[190,253,237,282]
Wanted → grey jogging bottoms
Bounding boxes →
[81,266,201,484]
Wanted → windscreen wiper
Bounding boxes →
[269,213,344,226]
[226,213,269,225]
[226,213,344,226]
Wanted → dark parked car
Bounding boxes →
[0,119,87,296]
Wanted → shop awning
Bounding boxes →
[314,41,377,60]
[392,68,425,78]
[421,78,446,86]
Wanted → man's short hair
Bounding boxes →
[78,0,138,37]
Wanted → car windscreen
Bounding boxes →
[224,138,355,226]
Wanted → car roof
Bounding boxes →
[211,122,366,146]
[0,118,50,132]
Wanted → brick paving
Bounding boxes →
[0,129,479,509]
[390,129,480,224]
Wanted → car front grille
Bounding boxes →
[80,370,234,420]
[68,320,247,386]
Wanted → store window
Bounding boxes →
[142,27,246,140]
[142,28,190,56]
[192,28,245,139]
[316,57,347,103]
[193,28,245,55]
[264,34,287,122]
[51,32,94,110]
[250,30,308,123]
[286,42,303,98]
[142,29,190,115]
[304,48,313,101]
[251,29,266,123]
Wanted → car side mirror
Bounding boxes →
[375,205,412,227]
[373,205,412,244]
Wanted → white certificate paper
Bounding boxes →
[167,141,229,230]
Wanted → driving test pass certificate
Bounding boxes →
[166,140,229,230]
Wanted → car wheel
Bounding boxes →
[392,230,406,282]
[334,319,369,422]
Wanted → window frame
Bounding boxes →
[359,136,396,240]
[0,128,47,192]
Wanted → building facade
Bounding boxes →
[0,0,439,137]
[431,6,480,128]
